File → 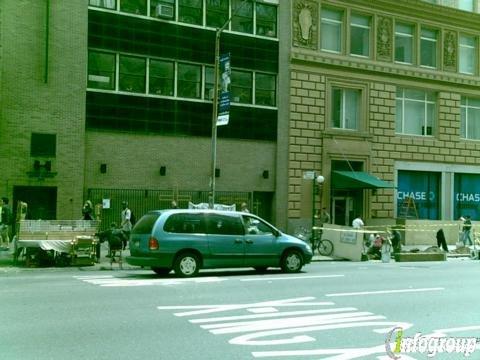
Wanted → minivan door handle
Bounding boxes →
[234,238,243,244]
[245,239,253,244]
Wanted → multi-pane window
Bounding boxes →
[206,0,229,29]
[88,51,116,90]
[179,0,203,25]
[420,28,437,68]
[151,0,175,19]
[232,0,253,34]
[256,3,277,37]
[350,14,370,57]
[396,88,436,136]
[89,0,116,9]
[331,88,360,130]
[149,59,174,96]
[231,70,252,104]
[119,55,146,93]
[459,34,477,75]
[255,73,276,106]
[321,8,343,53]
[395,23,414,64]
[461,97,480,140]
[458,0,474,11]
[204,66,215,100]
[120,0,147,15]
[177,63,201,99]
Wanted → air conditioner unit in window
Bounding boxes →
[156,4,174,18]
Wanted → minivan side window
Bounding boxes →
[164,213,206,234]
[206,214,244,235]
[242,215,274,235]
[132,213,161,234]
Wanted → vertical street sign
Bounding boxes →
[217,53,231,126]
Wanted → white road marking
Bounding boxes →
[241,274,344,282]
[74,275,226,287]
[326,287,444,297]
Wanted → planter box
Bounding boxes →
[394,252,446,262]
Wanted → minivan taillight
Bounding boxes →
[149,236,159,250]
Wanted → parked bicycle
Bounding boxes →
[294,226,334,256]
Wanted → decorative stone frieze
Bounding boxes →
[376,16,392,61]
[292,0,318,50]
[443,31,457,72]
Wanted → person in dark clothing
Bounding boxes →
[97,223,127,261]
[391,229,402,253]
[462,215,473,246]
[82,200,94,220]
[436,228,448,252]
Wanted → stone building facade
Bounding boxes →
[286,0,480,230]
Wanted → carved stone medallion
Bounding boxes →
[292,0,318,50]
[443,31,457,71]
[376,16,392,61]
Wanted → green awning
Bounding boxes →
[332,170,395,189]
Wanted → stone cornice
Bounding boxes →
[291,51,480,89]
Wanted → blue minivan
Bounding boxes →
[126,209,313,277]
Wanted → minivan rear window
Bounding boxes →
[132,213,161,234]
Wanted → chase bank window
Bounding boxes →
[231,70,252,104]
[396,88,436,136]
[88,51,116,90]
[119,55,146,93]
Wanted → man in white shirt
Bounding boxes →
[121,201,132,250]
[352,215,364,229]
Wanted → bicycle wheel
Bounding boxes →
[317,239,334,256]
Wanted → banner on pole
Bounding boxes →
[217,53,231,126]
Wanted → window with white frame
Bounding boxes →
[255,73,276,106]
[350,13,370,57]
[89,0,116,9]
[88,51,116,90]
[179,0,203,25]
[119,55,146,93]
[395,23,414,64]
[461,96,480,140]
[231,70,252,104]
[232,0,253,34]
[396,88,436,136]
[331,87,361,130]
[177,63,201,99]
[206,0,229,29]
[420,27,437,68]
[321,8,343,53]
[149,59,174,96]
[459,34,477,75]
[256,2,277,37]
[204,66,215,100]
[120,0,147,15]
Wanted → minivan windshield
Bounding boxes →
[132,212,161,234]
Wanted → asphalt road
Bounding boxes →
[1,259,479,360]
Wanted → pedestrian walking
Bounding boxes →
[120,201,132,250]
[82,200,95,220]
[462,215,473,246]
[0,197,12,251]
[352,215,364,229]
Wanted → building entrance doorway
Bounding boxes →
[13,186,57,220]
[332,196,354,226]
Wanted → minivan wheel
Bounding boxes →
[174,253,200,277]
[152,267,171,276]
[281,250,303,273]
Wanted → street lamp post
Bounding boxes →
[311,174,325,244]
[209,0,251,209]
